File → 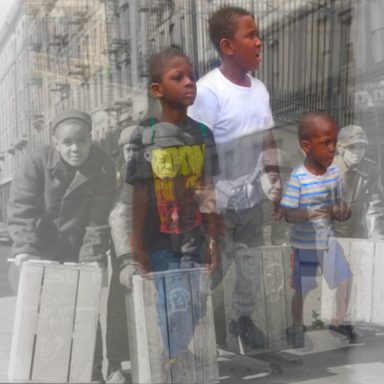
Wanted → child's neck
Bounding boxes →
[220,62,251,87]
[160,106,187,125]
[304,157,327,176]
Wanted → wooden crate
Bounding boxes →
[321,238,384,325]
[126,268,219,384]
[213,245,294,354]
[8,261,103,383]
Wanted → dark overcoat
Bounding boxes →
[8,144,116,264]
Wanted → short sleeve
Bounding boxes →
[188,85,219,130]
[203,128,220,178]
[281,173,301,209]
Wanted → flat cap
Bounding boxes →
[142,121,188,147]
[338,124,368,146]
[52,109,92,132]
[118,125,141,146]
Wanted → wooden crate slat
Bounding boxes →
[372,241,384,324]
[164,270,197,384]
[218,245,293,354]
[31,266,78,382]
[127,275,152,383]
[142,275,167,383]
[69,267,102,383]
[190,269,219,384]
[128,269,218,384]
[346,240,374,323]
[262,247,291,349]
[8,263,44,382]
[321,238,351,322]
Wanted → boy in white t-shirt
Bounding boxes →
[188,6,281,350]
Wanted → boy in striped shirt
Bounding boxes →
[281,112,354,347]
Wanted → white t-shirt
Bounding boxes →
[188,68,274,144]
[188,68,274,210]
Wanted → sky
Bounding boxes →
[0,0,16,31]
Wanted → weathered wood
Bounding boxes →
[321,238,384,326]
[262,246,293,350]
[69,266,103,382]
[8,262,102,383]
[127,268,219,384]
[8,263,45,382]
[32,267,78,382]
[321,238,351,322]
[217,245,294,354]
[372,241,384,324]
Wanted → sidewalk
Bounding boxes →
[3,292,384,384]
[0,295,272,383]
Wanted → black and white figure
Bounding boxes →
[333,124,384,239]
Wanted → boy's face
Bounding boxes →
[301,120,338,172]
[151,56,196,109]
[260,166,282,201]
[123,143,140,163]
[224,15,262,72]
[341,142,365,167]
[53,120,91,167]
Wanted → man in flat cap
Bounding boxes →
[8,108,116,266]
[333,124,384,238]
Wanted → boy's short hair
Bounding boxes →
[298,111,337,141]
[149,47,190,83]
[208,6,253,54]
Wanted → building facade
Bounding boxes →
[0,0,382,222]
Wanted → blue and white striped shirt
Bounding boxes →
[281,164,342,250]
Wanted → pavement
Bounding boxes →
[1,242,384,383]
[2,292,384,384]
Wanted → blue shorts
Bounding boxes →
[291,240,352,294]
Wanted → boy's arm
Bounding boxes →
[109,183,133,261]
[282,206,328,223]
[130,182,152,274]
[197,177,222,274]
[7,151,44,259]
[79,155,116,266]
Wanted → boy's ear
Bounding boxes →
[300,139,311,155]
[151,82,163,98]
[219,38,234,56]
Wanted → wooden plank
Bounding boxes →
[8,262,44,382]
[321,238,350,322]
[321,238,376,324]
[142,275,167,383]
[371,241,384,324]
[164,270,197,384]
[128,269,218,384]
[262,246,291,350]
[219,245,293,354]
[31,265,78,382]
[345,239,374,323]
[69,266,103,383]
[190,269,219,384]
[129,275,152,384]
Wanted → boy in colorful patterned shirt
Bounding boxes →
[281,112,354,347]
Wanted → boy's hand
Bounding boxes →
[120,259,153,291]
[332,202,351,221]
[14,253,40,269]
